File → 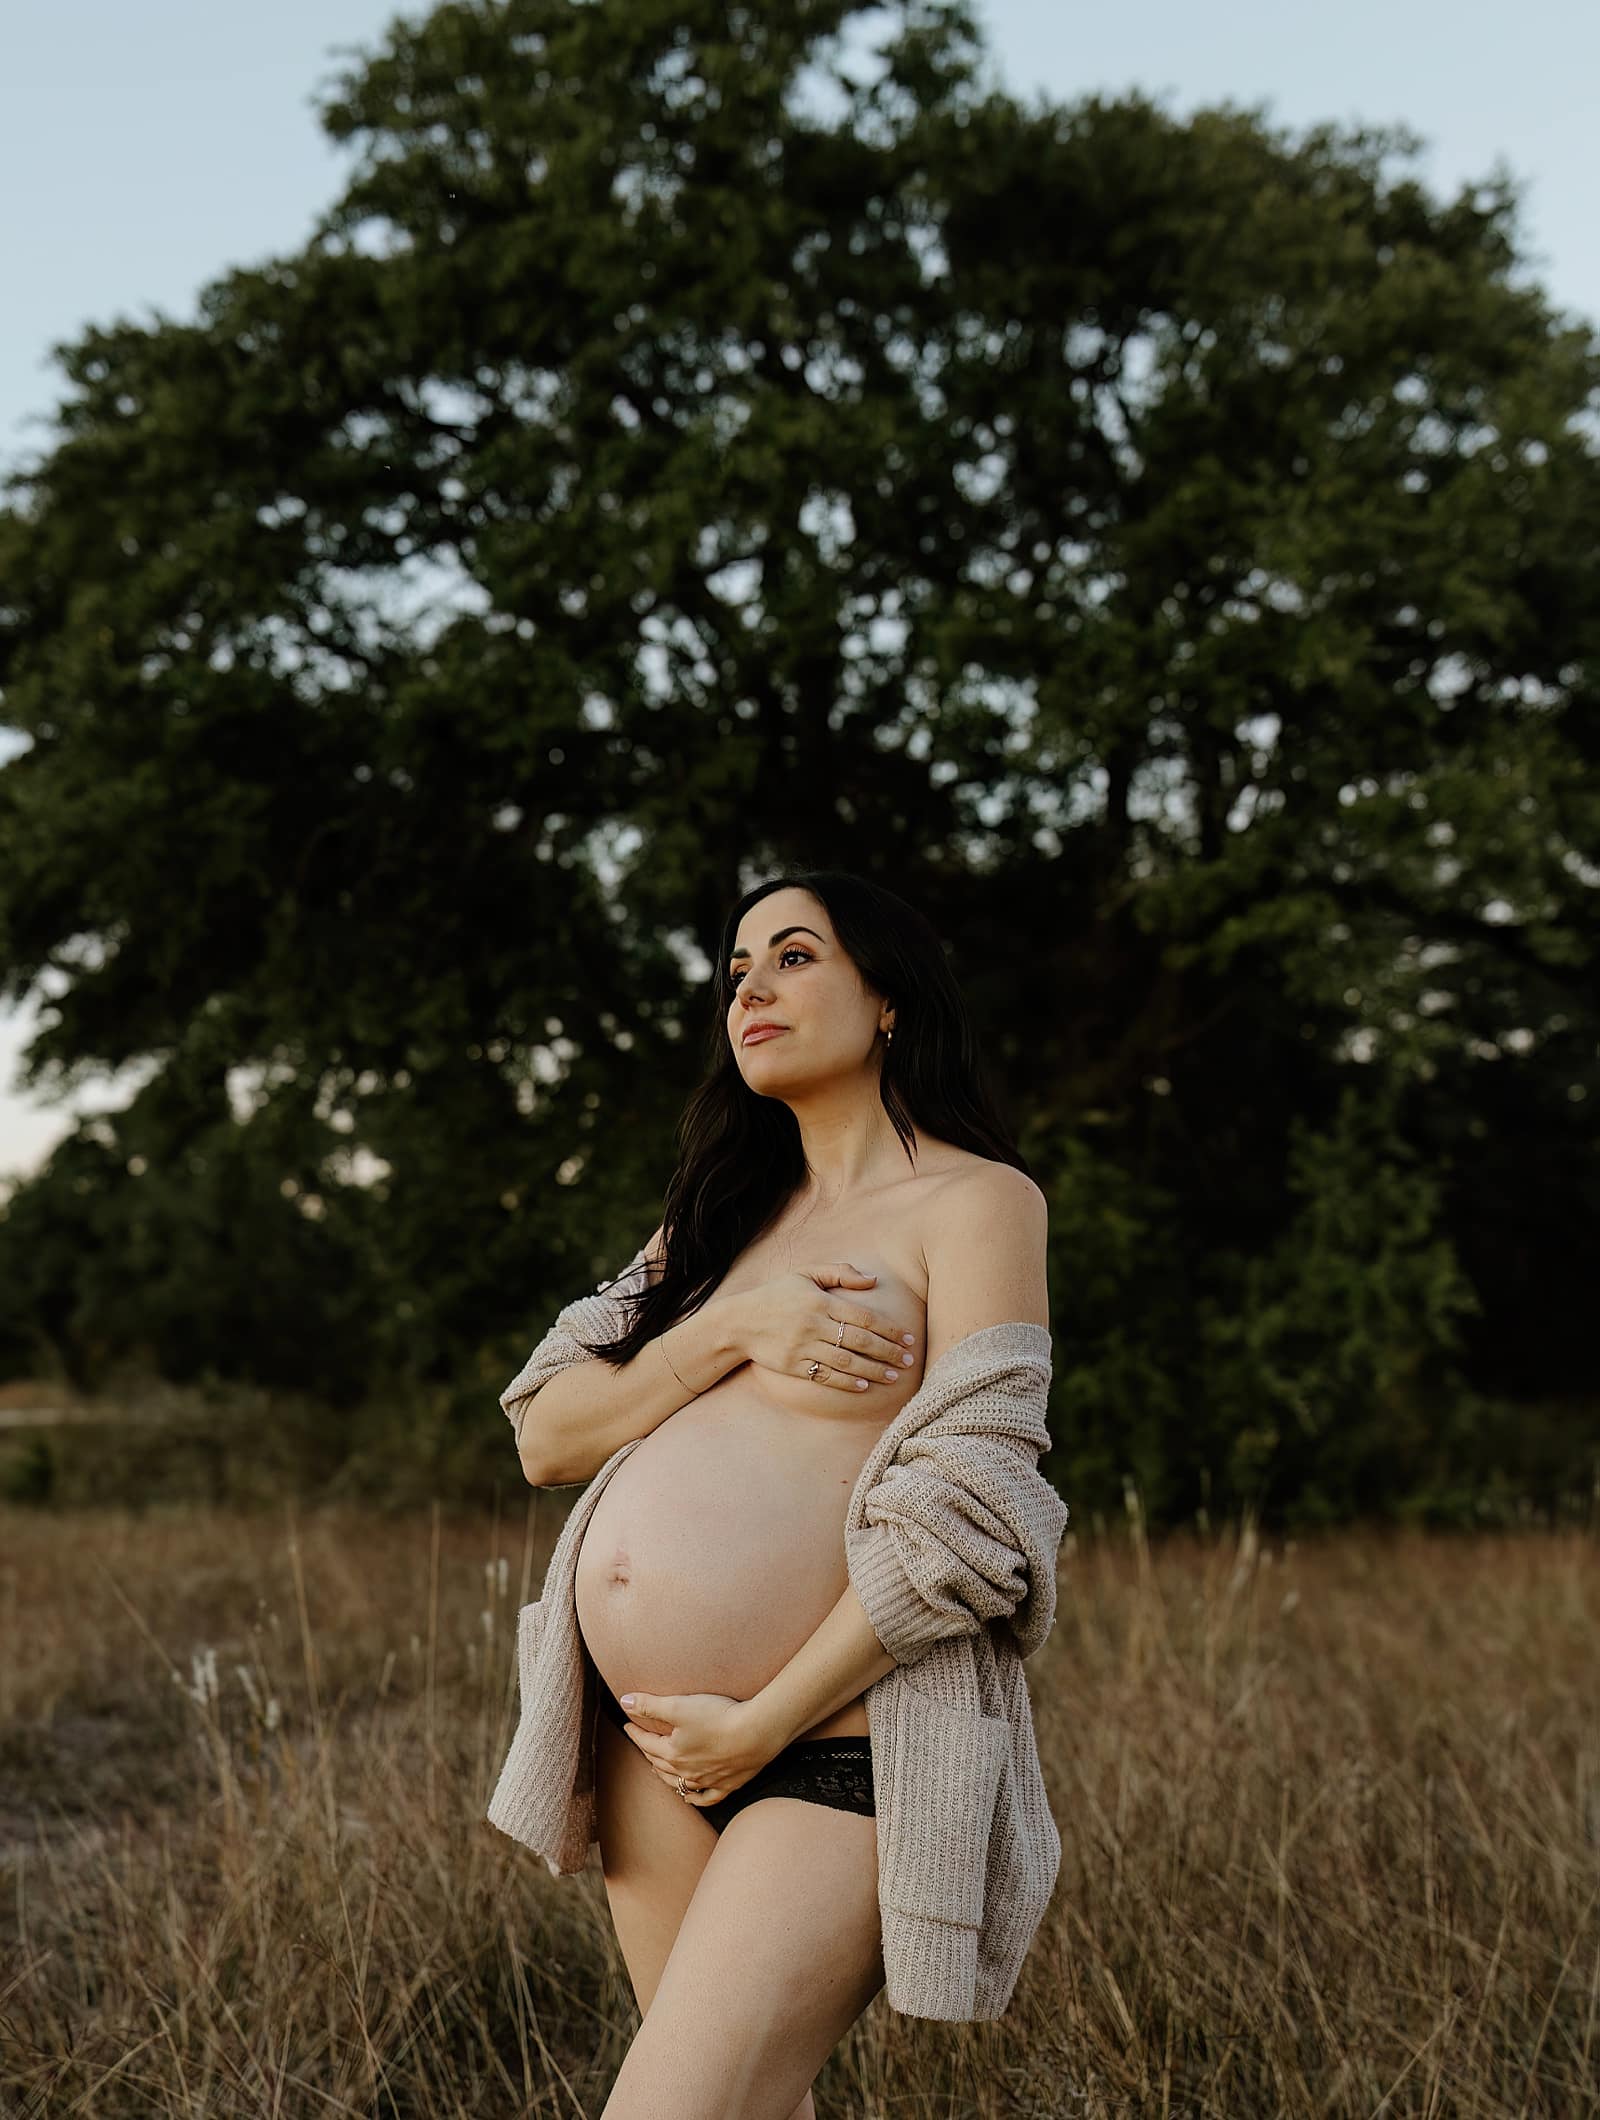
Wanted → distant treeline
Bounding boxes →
[0,1,1595,1526]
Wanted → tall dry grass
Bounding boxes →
[0,1493,1595,2118]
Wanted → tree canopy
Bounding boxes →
[1,0,1596,1524]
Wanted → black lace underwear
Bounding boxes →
[598,1681,875,1831]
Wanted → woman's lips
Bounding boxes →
[742,1025,789,1046]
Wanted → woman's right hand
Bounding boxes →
[733,1265,918,1395]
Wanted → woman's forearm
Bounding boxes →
[520,1288,751,1487]
[743,1578,898,1753]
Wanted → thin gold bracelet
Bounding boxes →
[659,1330,690,1391]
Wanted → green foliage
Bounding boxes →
[1,1436,55,1505]
[1195,1082,1481,1520]
[0,0,1596,1520]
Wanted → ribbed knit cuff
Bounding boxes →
[878,1904,980,2022]
[845,1520,957,1668]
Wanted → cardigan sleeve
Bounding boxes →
[499,1242,653,1448]
[843,1398,1069,1668]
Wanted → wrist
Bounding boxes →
[657,1293,749,1398]
[704,1285,753,1363]
[738,1683,796,1759]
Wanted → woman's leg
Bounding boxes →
[594,1704,719,2009]
[593,1712,823,2120]
[597,1790,884,2120]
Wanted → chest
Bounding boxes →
[723,1232,928,1422]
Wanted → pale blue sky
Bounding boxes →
[1,0,1594,1178]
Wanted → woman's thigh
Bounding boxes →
[593,1703,720,2016]
[598,1790,885,2120]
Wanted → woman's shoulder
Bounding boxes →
[910,1153,1050,1345]
[911,1149,1045,1228]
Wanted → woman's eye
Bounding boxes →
[729,947,810,989]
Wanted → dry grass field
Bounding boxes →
[1,1494,1595,2119]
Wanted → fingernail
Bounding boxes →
[619,1694,635,1707]
[901,1334,914,1345]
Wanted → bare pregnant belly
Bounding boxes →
[574,1375,904,1742]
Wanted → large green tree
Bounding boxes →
[1,0,1595,1521]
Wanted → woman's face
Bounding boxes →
[725,887,890,1089]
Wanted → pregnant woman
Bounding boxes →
[489,867,1068,2120]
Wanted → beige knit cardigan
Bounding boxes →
[487,1241,1070,2022]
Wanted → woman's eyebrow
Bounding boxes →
[728,924,825,964]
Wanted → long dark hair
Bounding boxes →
[578,867,1032,1366]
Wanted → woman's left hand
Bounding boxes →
[617,1690,778,1807]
